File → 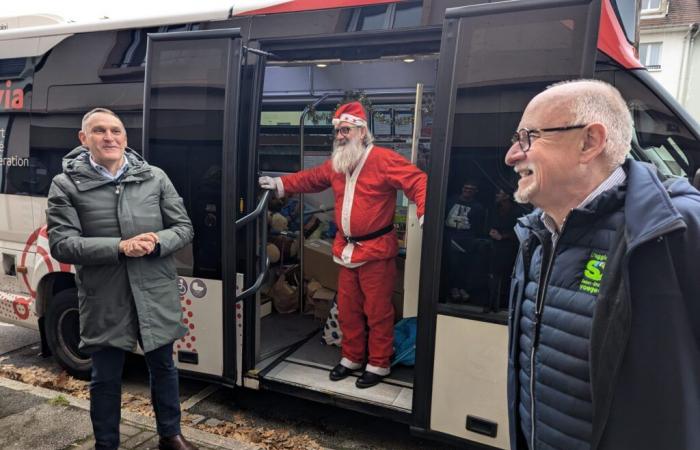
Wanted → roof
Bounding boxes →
[0,0,399,58]
[641,0,700,29]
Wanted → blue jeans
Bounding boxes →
[90,342,181,449]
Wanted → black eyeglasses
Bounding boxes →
[334,126,357,136]
[511,124,587,153]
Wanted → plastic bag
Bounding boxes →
[392,317,417,366]
[270,265,299,314]
[321,299,342,346]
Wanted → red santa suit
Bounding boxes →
[274,144,426,374]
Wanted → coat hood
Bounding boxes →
[61,146,152,191]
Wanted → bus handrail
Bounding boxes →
[236,190,270,299]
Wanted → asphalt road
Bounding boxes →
[0,324,453,450]
[0,322,39,354]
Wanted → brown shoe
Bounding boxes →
[158,433,198,450]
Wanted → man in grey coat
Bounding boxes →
[46,108,197,450]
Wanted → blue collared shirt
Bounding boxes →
[89,153,128,181]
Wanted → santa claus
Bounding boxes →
[259,101,426,388]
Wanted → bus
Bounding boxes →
[1,0,699,447]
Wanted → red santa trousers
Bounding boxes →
[337,257,396,370]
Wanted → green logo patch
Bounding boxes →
[579,251,607,295]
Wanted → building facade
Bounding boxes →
[640,0,700,121]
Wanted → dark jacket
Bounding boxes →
[46,147,193,353]
[508,160,700,450]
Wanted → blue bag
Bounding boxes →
[391,317,417,367]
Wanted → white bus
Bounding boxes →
[1,0,698,447]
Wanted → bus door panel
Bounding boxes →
[0,113,37,326]
[414,0,601,446]
[143,29,248,381]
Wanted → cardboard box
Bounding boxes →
[311,287,336,321]
[303,239,339,290]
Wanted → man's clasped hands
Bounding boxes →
[119,232,159,257]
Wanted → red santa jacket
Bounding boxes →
[276,145,427,266]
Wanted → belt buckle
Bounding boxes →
[344,235,357,244]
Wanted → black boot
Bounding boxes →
[355,371,386,389]
[329,364,354,381]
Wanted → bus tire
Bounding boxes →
[45,288,91,380]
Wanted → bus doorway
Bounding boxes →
[250,30,439,418]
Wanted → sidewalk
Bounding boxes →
[0,376,257,450]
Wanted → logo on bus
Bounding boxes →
[0,80,25,110]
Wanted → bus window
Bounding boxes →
[438,85,536,314]
[2,116,32,195]
[27,113,143,197]
[612,70,700,178]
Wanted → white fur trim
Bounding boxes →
[332,114,367,127]
[338,145,374,265]
[333,255,365,268]
[419,215,424,228]
[365,363,390,376]
[340,357,363,370]
[274,177,285,197]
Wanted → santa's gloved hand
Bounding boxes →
[258,176,276,190]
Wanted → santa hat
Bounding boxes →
[332,101,367,127]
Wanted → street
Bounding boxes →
[0,324,452,450]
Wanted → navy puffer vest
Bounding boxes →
[518,190,625,450]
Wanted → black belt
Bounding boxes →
[343,224,394,244]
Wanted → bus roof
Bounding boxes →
[0,0,399,58]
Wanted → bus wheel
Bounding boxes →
[45,288,91,380]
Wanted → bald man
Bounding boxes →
[505,80,700,450]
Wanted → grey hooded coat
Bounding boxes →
[46,146,193,353]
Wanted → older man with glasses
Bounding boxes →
[259,101,426,388]
[504,79,700,450]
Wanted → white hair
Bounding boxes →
[362,127,375,146]
[81,107,124,133]
[547,79,633,169]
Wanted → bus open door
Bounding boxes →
[412,0,602,447]
[142,28,269,385]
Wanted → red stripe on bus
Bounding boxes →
[597,0,642,69]
[36,246,55,273]
[239,0,398,16]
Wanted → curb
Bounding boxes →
[0,376,257,450]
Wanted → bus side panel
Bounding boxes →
[174,277,224,376]
[0,193,38,328]
[430,315,509,449]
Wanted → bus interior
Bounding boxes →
[250,40,527,411]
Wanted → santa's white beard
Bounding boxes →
[332,136,366,174]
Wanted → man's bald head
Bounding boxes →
[531,79,633,168]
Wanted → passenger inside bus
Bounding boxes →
[443,179,486,303]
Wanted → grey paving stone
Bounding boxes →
[120,423,144,437]
[133,433,159,449]
[122,430,156,449]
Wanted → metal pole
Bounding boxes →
[298,93,330,312]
